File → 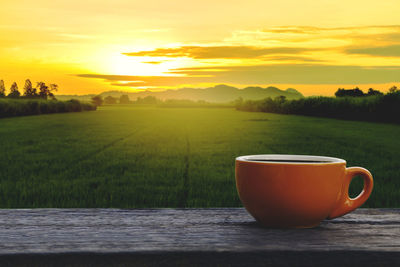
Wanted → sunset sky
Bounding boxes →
[1,0,400,96]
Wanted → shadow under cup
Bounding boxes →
[235,155,373,228]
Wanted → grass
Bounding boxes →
[0,105,399,208]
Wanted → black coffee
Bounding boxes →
[249,159,333,163]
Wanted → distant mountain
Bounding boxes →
[56,84,304,102]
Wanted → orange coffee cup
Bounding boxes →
[235,154,373,228]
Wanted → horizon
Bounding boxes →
[50,83,393,97]
[1,0,400,96]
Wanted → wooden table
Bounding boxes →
[0,208,399,266]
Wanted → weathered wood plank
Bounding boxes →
[0,208,399,266]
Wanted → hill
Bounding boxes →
[56,84,303,102]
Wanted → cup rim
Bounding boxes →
[236,154,346,165]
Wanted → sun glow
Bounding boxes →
[2,0,400,95]
[106,53,166,76]
[103,52,203,78]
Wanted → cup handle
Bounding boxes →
[328,167,373,219]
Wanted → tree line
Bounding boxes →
[91,95,161,106]
[0,79,97,118]
[334,87,394,97]
[91,95,232,108]
[0,79,58,100]
[235,86,400,124]
[0,99,96,119]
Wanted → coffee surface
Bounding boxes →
[249,159,333,163]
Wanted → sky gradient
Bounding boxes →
[1,0,400,96]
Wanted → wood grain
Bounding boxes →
[0,208,399,266]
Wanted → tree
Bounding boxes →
[0,80,5,97]
[36,82,57,100]
[37,82,48,99]
[104,95,117,104]
[135,96,159,104]
[335,87,365,97]
[49,84,58,100]
[274,95,286,103]
[388,86,399,94]
[91,95,103,106]
[23,79,37,98]
[119,94,130,104]
[233,97,243,108]
[8,82,20,98]
[367,88,383,96]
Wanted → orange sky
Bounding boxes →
[1,0,400,96]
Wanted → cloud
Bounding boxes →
[261,26,321,34]
[173,65,400,84]
[77,25,400,87]
[263,56,323,62]
[56,33,95,40]
[261,25,400,33]
[123,46,311,59]
[77,64,400,86]
[142,61,164,64]
[227,25,400,48]
[120,25,400,62]
[76,74,141,81]
[346,45,400,57]
[127,28,171,33]
[76,74,212,86]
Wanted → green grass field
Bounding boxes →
[0,105,399,208]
